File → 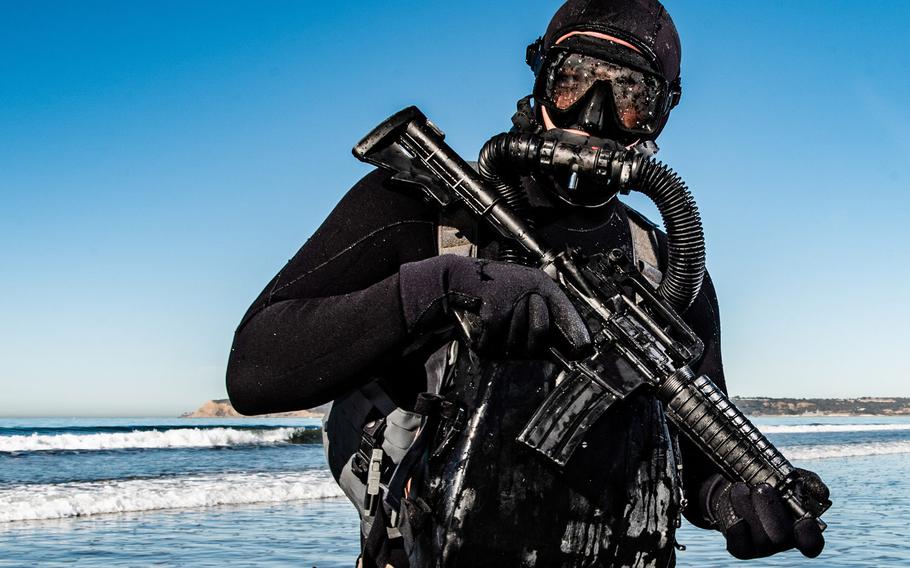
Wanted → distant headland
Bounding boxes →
[180,399,329,419]
[182,397,910,418]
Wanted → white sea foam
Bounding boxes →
[0,470,344,523]
[783,440,910,460]
[0,427,305,453]
[762,423,910,434]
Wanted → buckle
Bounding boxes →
[352,418,386,479]
[364,448,385,518]
[526,37,544,73]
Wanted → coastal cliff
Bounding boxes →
[181,399,329,419]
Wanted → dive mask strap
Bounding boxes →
[668,77,682,110]
[526,36,544,74]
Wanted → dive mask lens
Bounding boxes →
[537,50,669,135]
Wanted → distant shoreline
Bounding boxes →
[730,396,910,417]
[181,397,910,418]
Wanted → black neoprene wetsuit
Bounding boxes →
[226,168,727,565]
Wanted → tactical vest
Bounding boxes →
[323,206,679,568]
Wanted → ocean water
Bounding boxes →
[1,416,908,567]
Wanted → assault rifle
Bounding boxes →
[353,106,831,530]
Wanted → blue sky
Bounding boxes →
[2,1,908,416]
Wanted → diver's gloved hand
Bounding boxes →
[700,470,829,560]
[398,254,590,358]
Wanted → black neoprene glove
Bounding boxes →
[398,254,591,358]
[699,469,830,560]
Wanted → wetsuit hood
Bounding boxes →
[541,0,681,84]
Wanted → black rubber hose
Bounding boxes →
[477,132,705,313]
[632,159,705,312]
[477,133,540,264]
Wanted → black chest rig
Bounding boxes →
[324,200,685,568]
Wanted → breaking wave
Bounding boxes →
[763,423,910,434]
[0,470,343,523]
[0,427,320,453]
[783,440,910,460]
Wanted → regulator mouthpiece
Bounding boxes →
[477,131,704,312]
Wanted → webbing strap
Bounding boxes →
[627,209,664,287]
[361,380,398,415]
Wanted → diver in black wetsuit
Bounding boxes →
[226,1,829,566]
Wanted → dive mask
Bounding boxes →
[532,36,681,138]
